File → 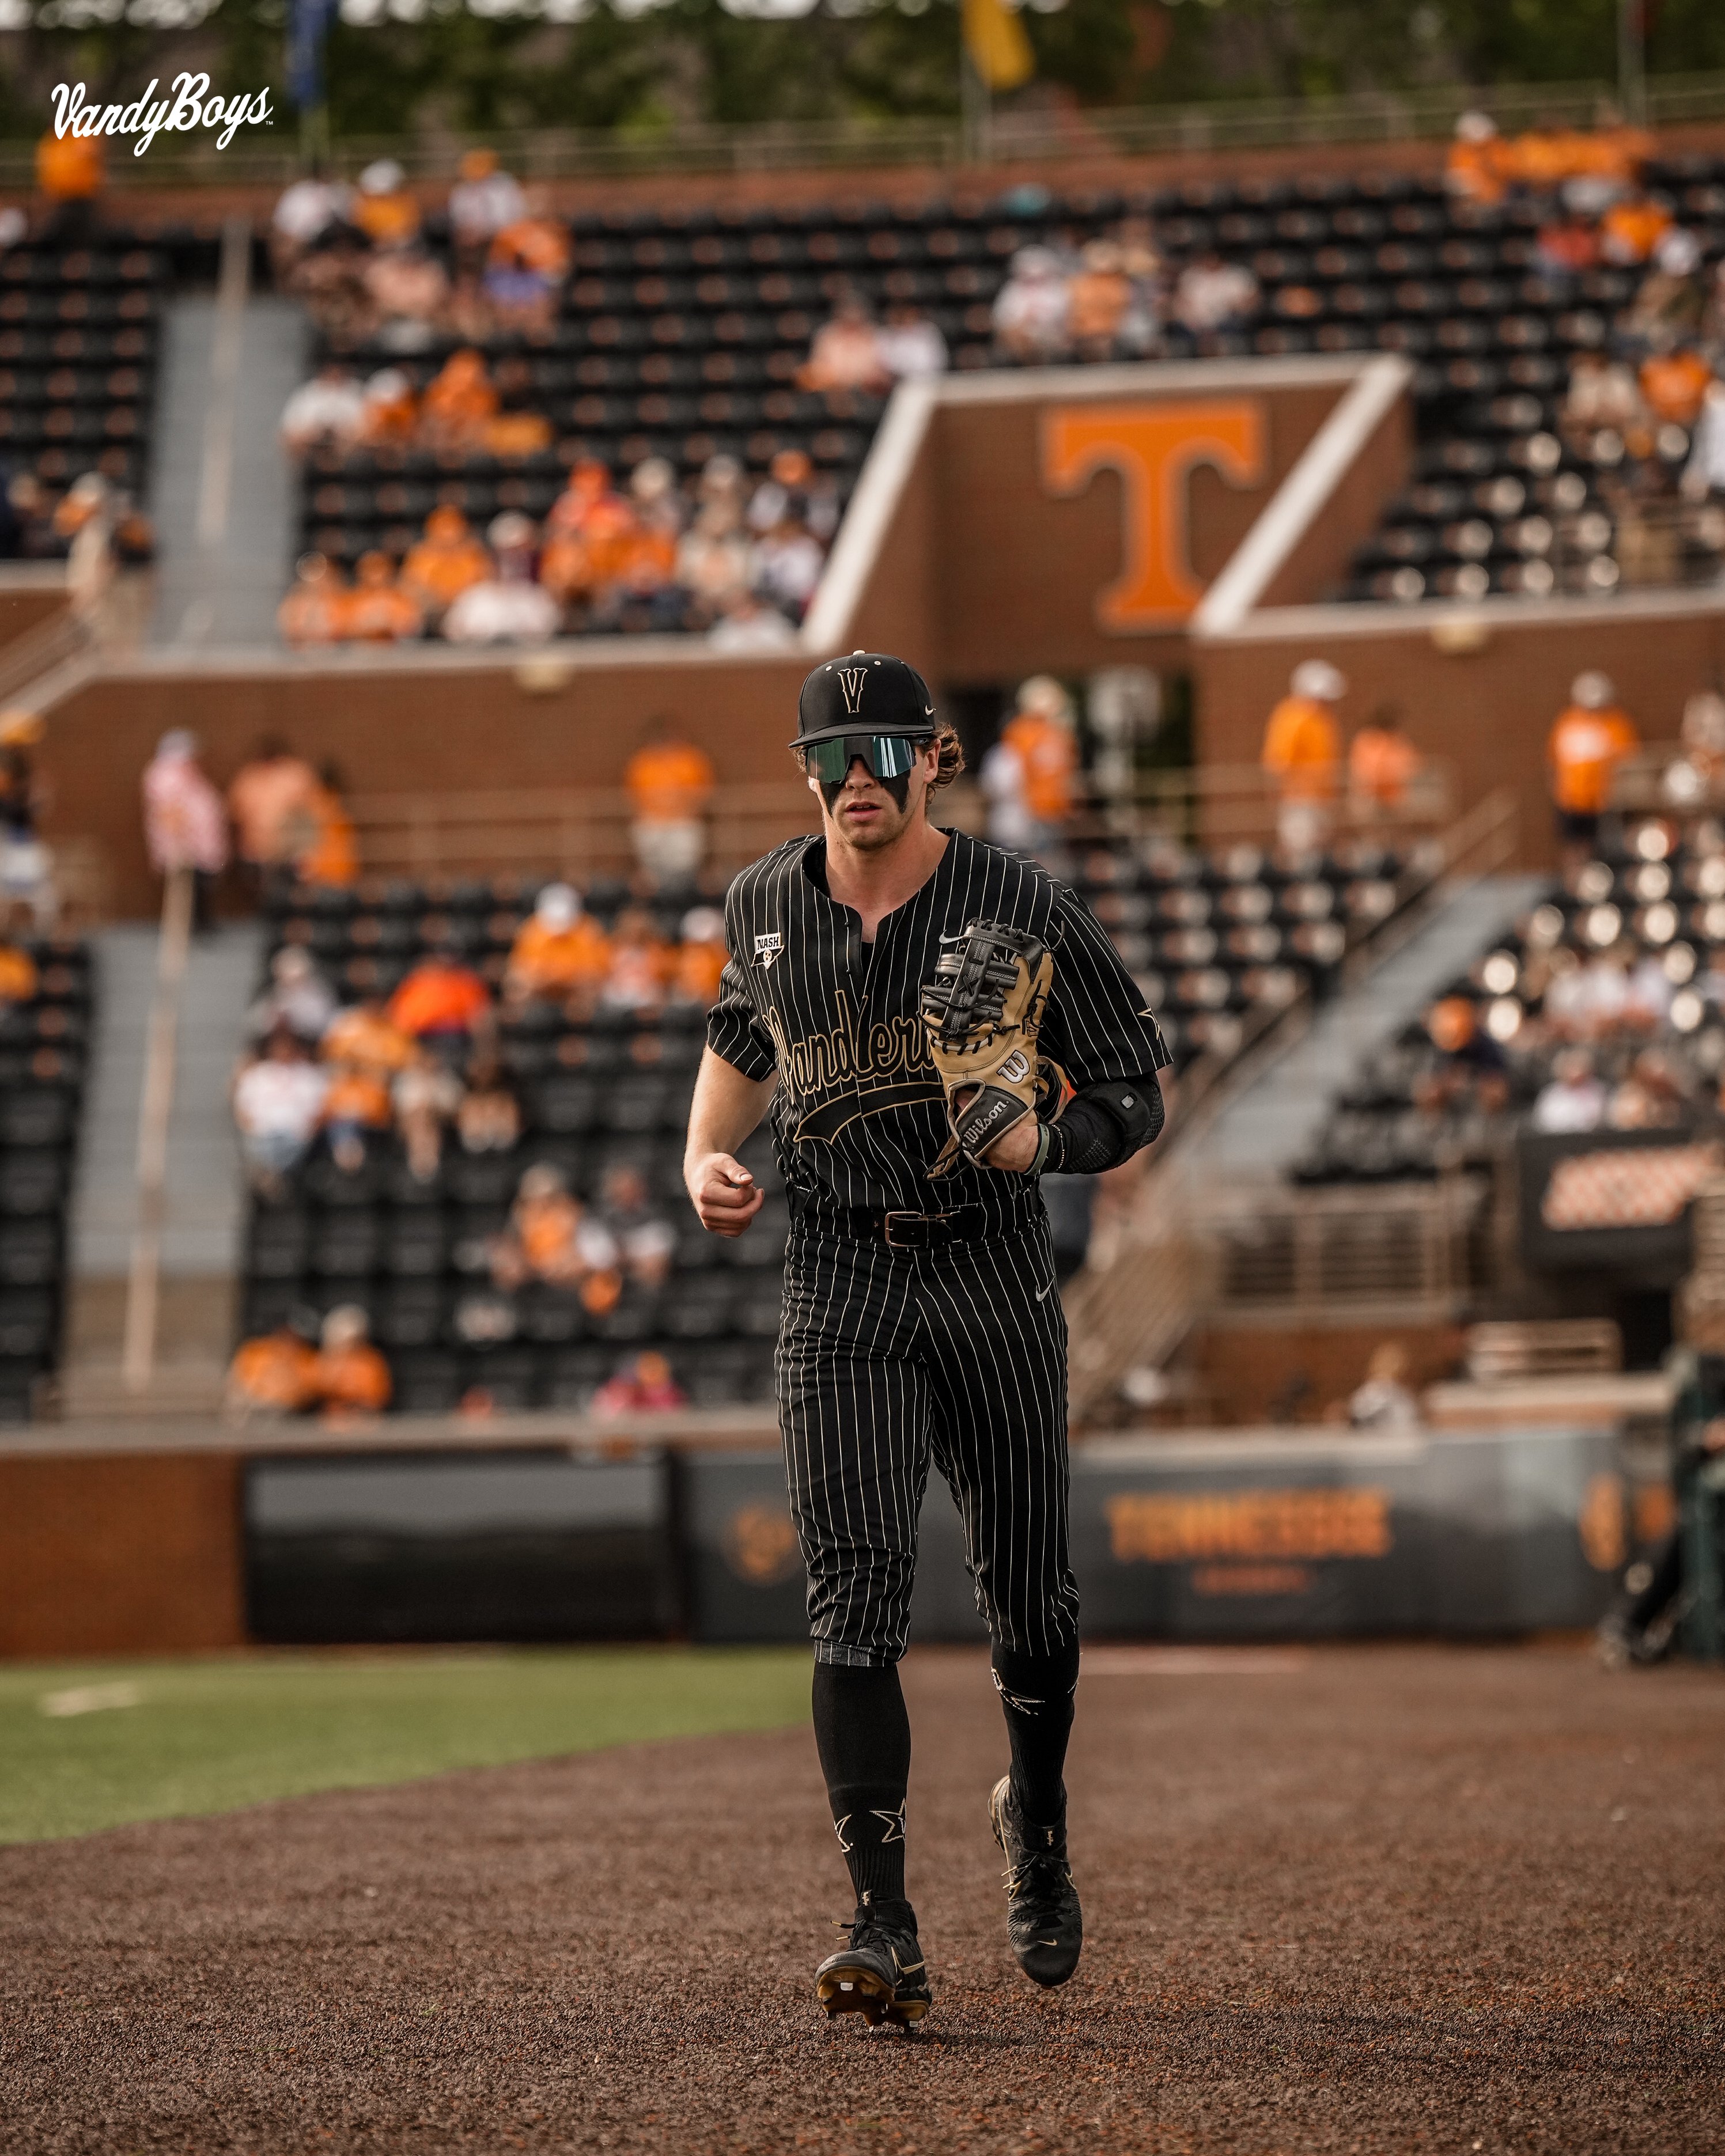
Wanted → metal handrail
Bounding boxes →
[10,72,1725,191]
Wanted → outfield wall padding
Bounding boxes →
[683,1427,1635,1646]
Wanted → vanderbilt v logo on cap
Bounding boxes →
[792,650,939,746]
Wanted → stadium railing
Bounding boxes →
[1062,781,1517,1420]
[13,75,1725,189]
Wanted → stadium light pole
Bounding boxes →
[1617,0,1647,126]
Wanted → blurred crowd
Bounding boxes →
[276,431,831,649]
[139,719,726,910]
[987,226,1256,365]
[223,868,727,1421]
[272,153,570,349]
[1444,111,1725,581]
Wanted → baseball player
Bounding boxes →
[683,653,1170,2028]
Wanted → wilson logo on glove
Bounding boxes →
[920,920,1070,1176]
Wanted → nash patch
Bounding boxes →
[754,932,782,969]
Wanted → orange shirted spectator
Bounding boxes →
[1001,676,1080,833]
[226,1321,320,1419]
[625,721,716,886]
[0,940,39,1005]
[489,1163,617,1300]
[1601,196,1671,267]
[505,882,610,1004]
[388,953,491,1044]
[37,128,103,204]
[1446,113,1508,204]
[357,367,419,449]
[322,999,413,1077]
[277,552,347,646]
[670,905,728,1006]
[1582,123,1654,187]
[229,737,320,869]
[1640,346,1714,427]
[402,506,492,619]
[1262,659,1345,852]
[1068,240,1130,353]
[313,1305,392,1417]
[320,1062,393,1172]
[422,348,497,452]
[1348,707,1421,814]
[546,460,618,537]
[1549,670,1640,851]
[293,771,360,888]
[344,551,422,643]
[489,214,570,283]
[351,158,419,248]
[599,905,674,1016]
[482,408,553,459]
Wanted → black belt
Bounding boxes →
[796,1203,997,1249]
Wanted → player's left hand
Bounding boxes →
[979,1116,1040,1173]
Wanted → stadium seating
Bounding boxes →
[1291,812,1725,1185]
[290,153,1725,607]
[0,236,168,516]
[0,935,92,1420]
[240,831,1438,1411]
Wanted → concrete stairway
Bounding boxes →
[62,922,262,1415]
[147,279,308,649]
[1180,873,1549,1181]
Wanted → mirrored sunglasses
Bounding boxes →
[803,733,929,784]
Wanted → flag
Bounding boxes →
[962,0,1034,94]
[287,0,339,111]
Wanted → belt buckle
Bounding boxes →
[883,1210,932,1249]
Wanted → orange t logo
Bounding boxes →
[1042,400,1266,630]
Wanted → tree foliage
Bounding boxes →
[0,0,1722,148]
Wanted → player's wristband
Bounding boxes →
[1028,1121,1054,1175]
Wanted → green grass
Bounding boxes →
[0,1646,811,1846]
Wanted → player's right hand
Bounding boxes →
[687,1152,765,1237]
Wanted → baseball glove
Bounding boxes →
[920,920,1070,1176]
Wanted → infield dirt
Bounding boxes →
[3,1642,1720,2155]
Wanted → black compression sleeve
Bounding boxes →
[1042,1072,1164,1175]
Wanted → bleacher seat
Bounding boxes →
[0,238,167,516]
[0,935,93,1420]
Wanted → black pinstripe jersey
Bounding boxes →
[707,827,1171,1223]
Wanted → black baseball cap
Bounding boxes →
[792,651,939,747]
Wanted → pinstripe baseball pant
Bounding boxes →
[776,1215,1078,1668]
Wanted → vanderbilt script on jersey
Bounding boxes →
[762,991,940,1145]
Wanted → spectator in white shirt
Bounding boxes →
[1532,1047,1607,1134]
[877,303,948,380]
[442,513,559,644]
[449,147,527,263]
[247,946,338,1047]
[279,364,366,459]
[1682,378,1725,499]
[709,589,800,653]
[1173,251,1258,335]
[271,170,352,271]
[755,519,825,623]
[234,1030,330,1195]
[992,248,1071,363]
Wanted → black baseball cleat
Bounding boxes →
[989,1774,1083,1989]
[814,1897,932,2028]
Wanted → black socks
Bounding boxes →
[811,1643,1080,1901]
[811,1660,912,1907]
[991,1635,1080,1829]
